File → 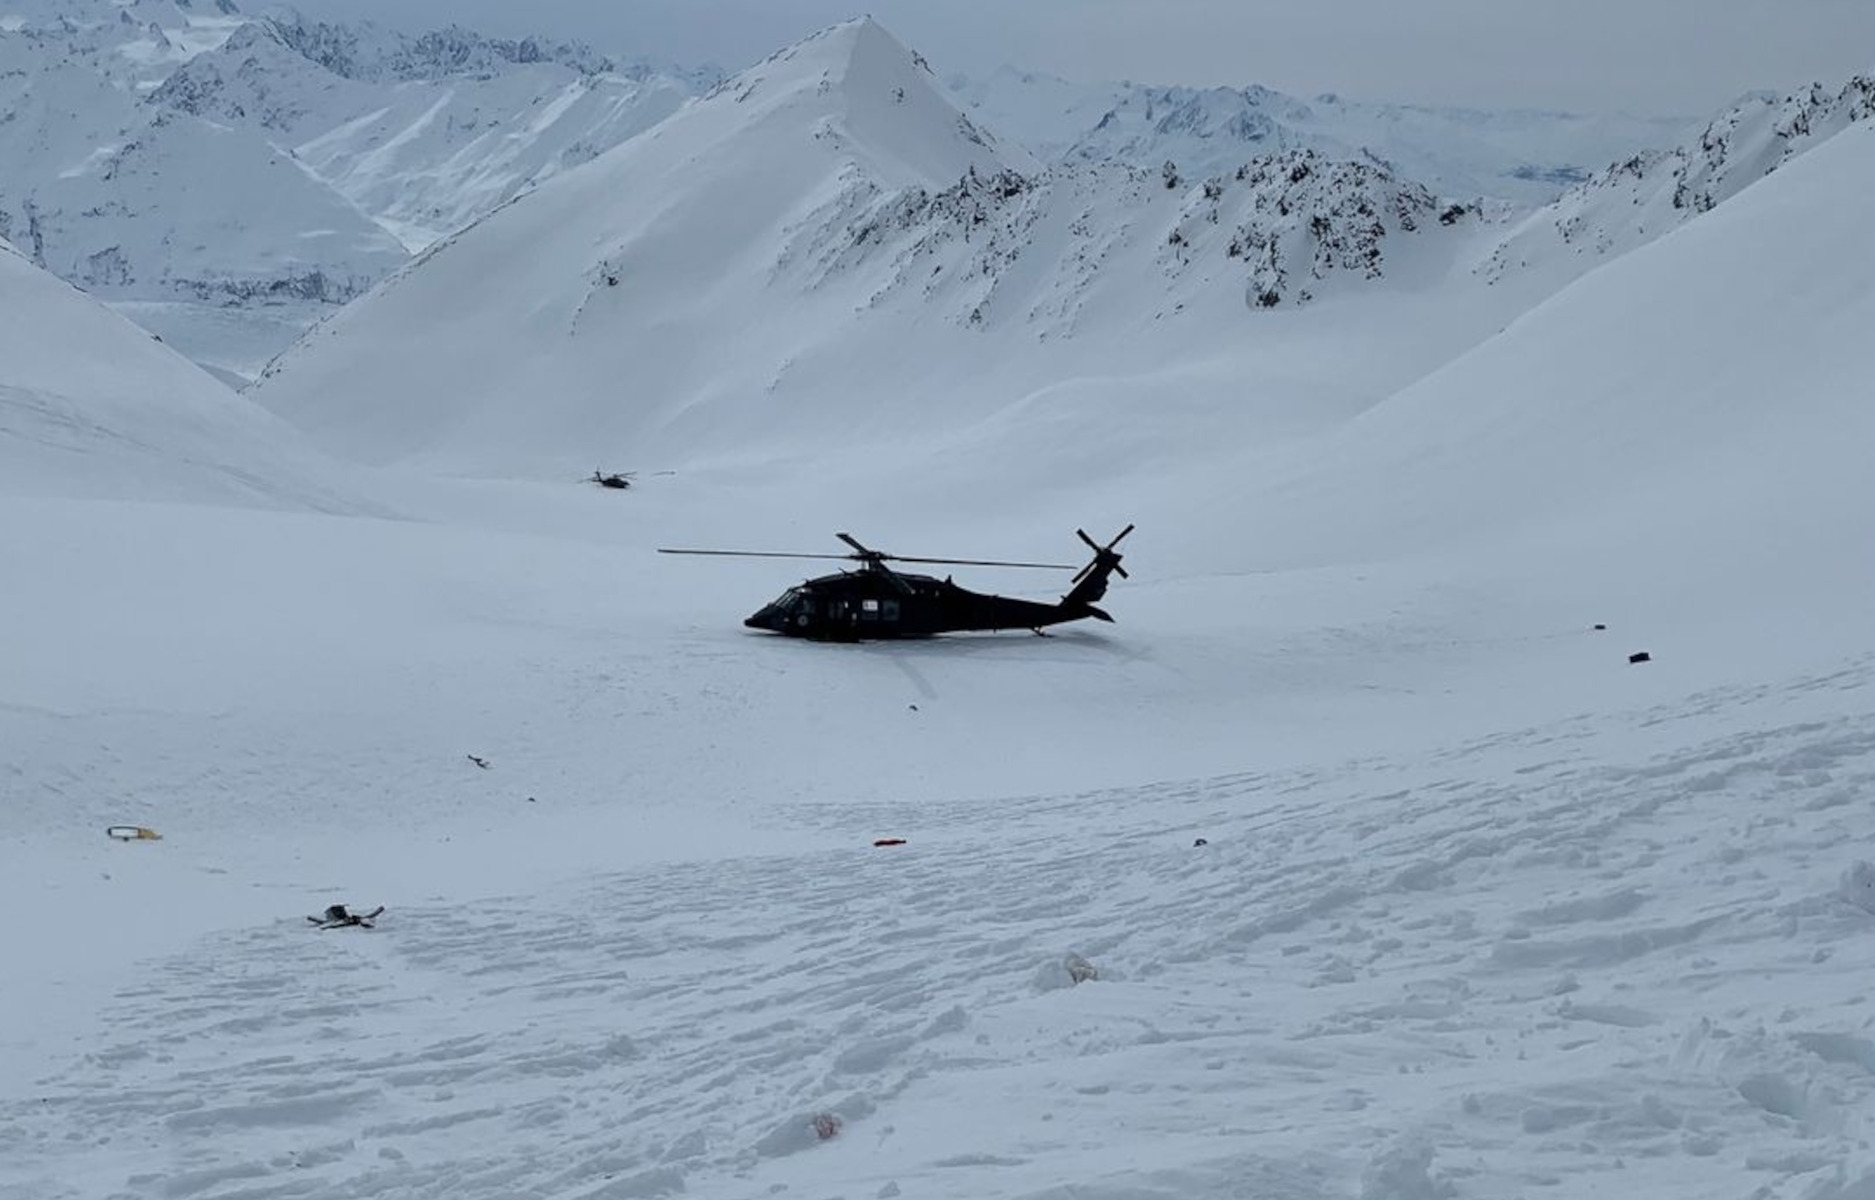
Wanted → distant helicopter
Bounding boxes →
[587,468,675,490]
[659,526,1133,640]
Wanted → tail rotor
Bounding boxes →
[1062,524,1133,616]
[1072,524,1133,584]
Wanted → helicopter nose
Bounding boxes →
[744,606,779,631]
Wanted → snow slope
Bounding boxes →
[0,236,361,508]
[948,67,1695,205]
[1266,118,1875,576]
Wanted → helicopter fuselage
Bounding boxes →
[744,568,1098,640]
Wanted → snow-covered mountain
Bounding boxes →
[947,68,1695,205]
[147,13,700,249]
[252,19,1501,476]
[0,235,358,508]
[0,0,709,378]
[1481,73,1875,288]
[0,0,250,91]
[9,2,1728,392]
[248,18,1033,466]
[0,19,409,303]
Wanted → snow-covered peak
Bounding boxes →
[247,18,1052,468]
[142,17,324,130]
[702,16,1035,186]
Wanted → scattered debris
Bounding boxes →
[308,904,385,930]
[873,837,907,847]
[811,1112,842,1141]
[467,755,490,769]
[106,825,162,841]
[1064,952,1099,985]
[1193,837,1209,847]
[1628,651,1652,664]
[908,703,919,711]
[526,796,537,803]
[1592,623,1607,631]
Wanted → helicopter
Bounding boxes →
[587,468,676,490]
[659,525,1133,640]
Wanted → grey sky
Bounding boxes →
[276,0,1875,114]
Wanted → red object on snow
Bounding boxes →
[872,837,907,847]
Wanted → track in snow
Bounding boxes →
[5,663,1874,1200]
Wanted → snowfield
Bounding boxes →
[5,483,1874,1200]
[5,17,1875,1200]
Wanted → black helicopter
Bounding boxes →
[588,468,675,490]
[659,526,1133,640]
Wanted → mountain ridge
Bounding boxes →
[1481,73,1875,289]
[947,67,1696,205]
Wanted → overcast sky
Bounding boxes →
[274,0,1875,115]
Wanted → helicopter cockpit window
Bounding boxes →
[772,588,810,614]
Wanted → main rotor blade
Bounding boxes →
[887,555,1076,570]
[837,531,1071,569]
[658,548,856,561]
